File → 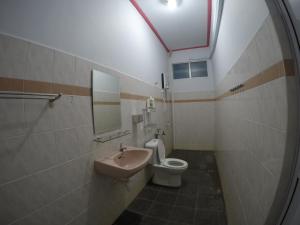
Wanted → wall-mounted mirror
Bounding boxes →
[92,70,121,134]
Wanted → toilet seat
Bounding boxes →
[145,139,188,187]
[162,158,188,170]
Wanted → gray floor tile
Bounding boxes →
[159,186,180,194]
[169,206,195,225]
[196,194,225,211]
[140,216,169,225]
[178,182,198,197]
[197,185,221,195]
[146,182,162,191]
[114,150,227,225]
[175,194,196,208]
[147,203,172,219]
[182,170,215,185]
[113,210,142,225]
[155,192,177,205]
[167,222,190,225]
[128,199,152,214]
[137,187,159,200]
[194,210,227,225]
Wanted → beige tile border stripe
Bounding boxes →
[0,77,91,96]
[120,92,147,101]
[119,92,166,102]
[93,101,120,106]
[174,98,216,103]
[175,59,295,103]
[216,59,294,100]
[0,59,294,103]
[0,77,166,102]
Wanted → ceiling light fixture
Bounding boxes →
[160,0,181,9]
[167,0,177,9]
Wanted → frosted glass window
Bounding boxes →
[191,61,208,77]
[172,61,208,79]
[173,63,189,79]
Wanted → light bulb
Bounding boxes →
[167,0,177,9]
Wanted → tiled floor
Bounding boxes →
[113,150,227,225]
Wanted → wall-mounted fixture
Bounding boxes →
[229,84,244,92]
[146,96,156,112]
[132,114,144,124]
[161,73,169,90]
[0,91,62,103]
[154,128,166,139]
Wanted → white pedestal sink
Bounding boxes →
[94,147,153,179]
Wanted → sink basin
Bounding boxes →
[94,147,153,179]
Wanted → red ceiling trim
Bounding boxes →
[172,45,208,52]
[130,0,212,52]
[206,0,212,47]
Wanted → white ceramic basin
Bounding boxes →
[94,147,152,179]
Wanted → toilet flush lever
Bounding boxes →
[154,128,161,139]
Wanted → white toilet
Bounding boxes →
[145,139,188,187]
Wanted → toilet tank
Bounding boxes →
[145,139,165,164]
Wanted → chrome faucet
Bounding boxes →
[154,128,165,139]
[120,143,127,152]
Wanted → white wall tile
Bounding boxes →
[0,136,28,185]
[53,51,75,85]
[174,100,215,150]
[75,58,92,87]
[0,99,25,138]
[25,43,54,82]
[0,34,29,79]
[24,99,54,133]
[215,15,292,225]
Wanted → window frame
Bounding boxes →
[172,60,208,80]
[172,62,190,79]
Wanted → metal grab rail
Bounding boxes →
[0,91,62,102]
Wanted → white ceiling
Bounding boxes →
[131,0,210,52]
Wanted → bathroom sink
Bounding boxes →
[94,147,153,179]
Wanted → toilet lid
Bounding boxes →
[163,158,188,169]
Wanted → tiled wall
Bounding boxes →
[173,91,215,150]
[215,15,298,225]
[0,33,173,225]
